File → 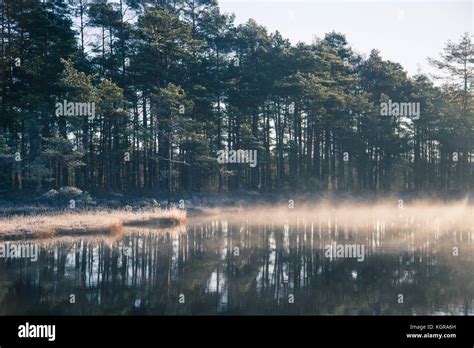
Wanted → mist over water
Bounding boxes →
[0,201,473,315]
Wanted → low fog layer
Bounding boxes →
[191,199,474,232]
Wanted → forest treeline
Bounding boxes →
[0,0,473,198]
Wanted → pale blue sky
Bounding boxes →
[219,0,473,77]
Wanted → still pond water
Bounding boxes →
[0,213,473,315]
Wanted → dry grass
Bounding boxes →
[0,208,186,241]
[31,223,188,248]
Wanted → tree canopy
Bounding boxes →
[0,0,473,197]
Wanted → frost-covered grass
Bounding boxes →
[0,208,186,241]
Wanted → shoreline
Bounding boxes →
[0,208,186,241]
[0,188,472,241]
[1,188,472,217]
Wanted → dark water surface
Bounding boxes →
[0,215,473,315]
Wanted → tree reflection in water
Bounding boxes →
[0,216,472,315]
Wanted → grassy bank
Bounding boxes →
[0,208,186,241]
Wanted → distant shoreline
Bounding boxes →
[0,192,472,242]
[0,186,472,219]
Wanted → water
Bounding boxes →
[0,213,473,315]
